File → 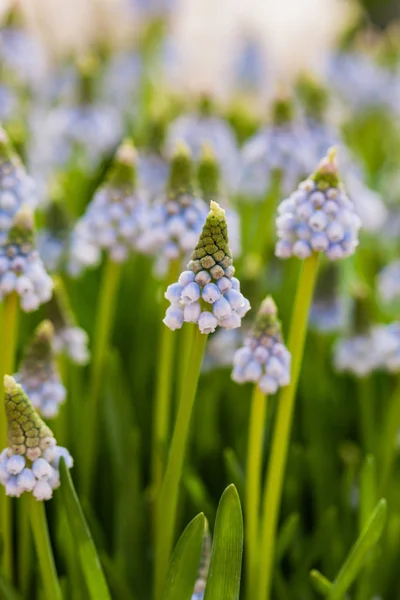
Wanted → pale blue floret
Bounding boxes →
[178,270,195,286]
[195,270,212,286]
[17,468,36,492]
[184,302,201,323]
[219,312,241,329]
[225,289,245,310]
[163,305,184,330]
[202,283,221,303]
[32,458,53,480]
[212,296,232,320]
[198,312,218,334]
[244,360,263,382]
[6,455,25,475]
[217,277,231,293]
[181,282,201,304]
[165,283,184,304]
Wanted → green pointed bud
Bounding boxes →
[45,194,70,236]
[188,201,232,277]
[147,114,167,152]
[7,207,35,249]
[271,93,294,125]
[23,320,54,370]
[296,73,328,122]
[198,95,214,117]
[4,375,55,460]
[252,296,283,341]
[311,147,340,190]
[167,142,194,197]
[106,139,137,190]
[0,126,20,163]
[198,144,221,201]
[77,54,99,104]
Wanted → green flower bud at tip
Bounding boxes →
[167,141,194,195]
[198,144,220,199]
[311,147,340,189]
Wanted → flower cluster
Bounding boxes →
[0,376,73,500]
[165,111,240,192]
[137,144,208,275]
[163,201,250,333]
[378,260,400,304]
[69,140,146,275]
[231,296,291,394]
[275,148,361,261]
[0,208,53,311]
[0,127,37,245]
[46,277,90,365]
[14,321,66,419]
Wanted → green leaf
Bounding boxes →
[204,485,243,600]
[0,573,22,600]
[162,513,205,600]
[223,449,245,500]
[59,459,112,600]
[309,569,333,596]
[328,498,387,600]
[276,512,300,563]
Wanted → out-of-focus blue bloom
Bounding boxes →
[127,0,176,17]
[14,321,66,419]
[0,127,37,245]
[138,152,169,201]
[0,28,46,88]
[232,296,291,394]
[69,140,147,276]
[100,51,142,116]
[374,323,400,372]
[0,208,53,312]
[165,113,240,192]
[333,333,381,377]
[0,86,17,122]
[310,296,346,333]
[233,37,267,93]
[275,148,361,261]
[378,260,400,304]
[163,201,250,333]
[202,329,242,372]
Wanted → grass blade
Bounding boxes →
[59,458,112,600]
[204,485,243,600]
[162,513,205,600]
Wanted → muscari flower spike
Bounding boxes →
[14,320,66,419]
[275,147,362,261]
[0,127,37,245]
[0,375,73,500]
[0,207,53,311]
[46,276,90,366]
[163,201,250,334]
[231,296,291,394]
[136,142,208,275]
[69,139,146,276]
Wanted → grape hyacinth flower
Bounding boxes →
[372,323,400,373]
[136,143,208,276]
[334,334,380,378]
[378,260,400,304]
[69,139,146,276]
[0,208,53,312]
[165,104,240,192]
[46,277,90,366]
[275,147,361,261]
[0,375,73,500]
[14,321,66,419]
[232,296,291,395]
[163,201,250,334]
[0,127,37,245]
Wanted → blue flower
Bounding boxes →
[275,148,361,261]
[163,201,250,334]
[231,296,290,394]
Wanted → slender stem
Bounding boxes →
[177,323,195,405]
[257,253,319,600]
[152,260,180,506]
[18,496,32,597]
[0,291,20,580]
[80,256,122,496]
[357,377,375,454]
[29,496,62,600]
[154,326,207,600]
[246,386,268,600]
[379,376,400,494]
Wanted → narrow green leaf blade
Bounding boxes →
[0,573,22,600]
[328,498,387,600]
[162,513,205,600]
[309,569,333,596]
[204,485,243,600]
[59,459,112,600]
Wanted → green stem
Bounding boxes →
[257,253,319,600]
[152,260,180,509]
[246,386,268,600]
[81,257,122,496]
[0,292,20,580]
[154,326,207,600]
[357,378,375,454]
[379,376,400,494]
[18,496,32,598]
[29,496,62,600]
